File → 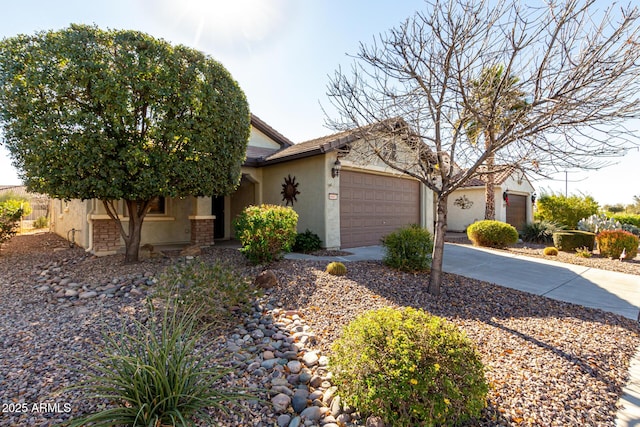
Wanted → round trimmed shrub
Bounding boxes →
[596,230,639,260]
[330,307,488,427]
[233,204,298,264]
[552,230,596,253]
[466,220,518,248]
[381,224,433,272]
[543,246,558,256]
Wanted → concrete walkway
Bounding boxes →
[284,243,640,426]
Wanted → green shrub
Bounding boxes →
[233,204,298,264]
[535,193,599,228]
[552,230,596,252]
[67,304,250,427]
[543,246,558,256]
[381,224,433,272]
[596,230,639,260]
[0,200,25,250]
[575,247,592,258]
[467,220,518,248]
[155,260,255,328]
[33,216,48,229]
[330,307,488,427]
[610,213,640,228]
[326,261,347,276]
[520,220,563,244]
[293,229,322,253]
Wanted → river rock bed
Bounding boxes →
[1,233,640,426]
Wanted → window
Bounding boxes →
[147,196,166,215]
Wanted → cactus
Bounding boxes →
[543,247,558,256]
[326,261,347,276]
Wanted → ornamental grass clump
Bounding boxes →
[381,224,433,272]
[330,307,488,427]
[467,220,518,248]
[67,304,251,427]
[155,259,256,329]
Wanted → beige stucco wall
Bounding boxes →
[262,156,331,247]
[51,198,92,248]
[250,127,282,149]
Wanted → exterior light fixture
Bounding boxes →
[331,158,342,178]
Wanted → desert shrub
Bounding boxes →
[467,220,518,248]
[381,224,433,272]
[233,204,298,264]
[67,304,250,427]
[552,230,596,252]
[575,247,592,258]
[520,220,563,244]
[535,193,599,228]
[577,214,622,234]
[326,261,347,276]
[610,213,640,228]
[33,216,49,229]
[293,229,322,253]
[155,260,255,328]
[330,307,488,427]
[0,200,24,250]
[596,230,639,260]
[543,247,558,256]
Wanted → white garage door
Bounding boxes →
[340,170,420,248]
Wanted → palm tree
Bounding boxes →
[461,65,528,220]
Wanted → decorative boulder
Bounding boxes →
[180,245,202,257]
[255,270,278,289]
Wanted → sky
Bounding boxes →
[0,0,638,206]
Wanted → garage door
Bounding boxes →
[506,194,527,231]
[340,170,420,248]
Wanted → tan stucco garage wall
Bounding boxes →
[262,156,332,247]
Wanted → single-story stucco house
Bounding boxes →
[447,166,535,232]
[51,115,436,255]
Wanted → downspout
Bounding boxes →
[85,199,96,253]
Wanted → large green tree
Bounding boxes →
[0,25,250,262]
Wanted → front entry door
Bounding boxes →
[212,196,225,239]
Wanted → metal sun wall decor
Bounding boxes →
[453,195,474,210]
[281,174,300,206]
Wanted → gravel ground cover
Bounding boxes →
[1,232,639,426]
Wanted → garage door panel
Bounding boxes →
[340,170,420,248]
[506,194,527,231]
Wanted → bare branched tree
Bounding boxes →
[326,0,640,295]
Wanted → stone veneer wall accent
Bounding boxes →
[190,218,214,246]
[92,219,121,253]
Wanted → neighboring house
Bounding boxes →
[447,166,535,232]
[51,115,435,254]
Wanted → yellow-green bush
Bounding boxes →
[330,307,488,427]
[467,220,518,248]
[326,261,347,276]
[233,204,298,264]
[552,230,595,253]
[543,246,558,256]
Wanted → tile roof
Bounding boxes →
[261,128,360,164]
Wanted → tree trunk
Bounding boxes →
[485,153,496,220]
[428,194,448,296]
[123,200,147,264]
